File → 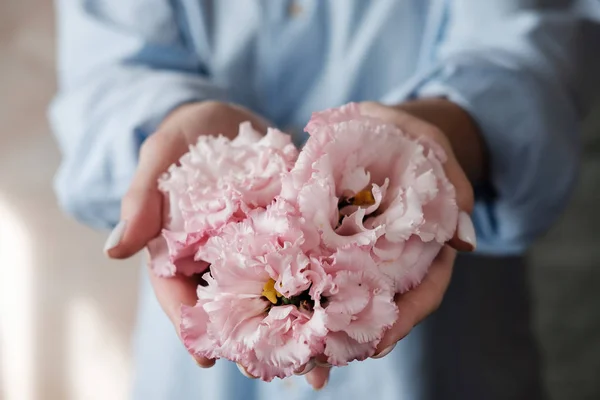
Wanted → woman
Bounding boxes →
[50,0,600,399]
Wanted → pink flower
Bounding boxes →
[180,204,329,381]
[283,103,458,292]
[151,104,460,379]
[148,123,298,277]
[181,207,397,376]
[321,247,398,365]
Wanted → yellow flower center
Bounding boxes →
[262,278,283,304]
[351,189,376,206]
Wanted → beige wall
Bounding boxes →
[0,2,140,399]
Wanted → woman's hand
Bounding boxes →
[103,101,269,367]
[303,100,485,390]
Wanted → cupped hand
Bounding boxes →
[302,100,481,390]
[104,101,269,367]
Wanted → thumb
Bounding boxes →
[104,187,163,259]
[104,131,188,259]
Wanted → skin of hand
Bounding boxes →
[105,98,485,391]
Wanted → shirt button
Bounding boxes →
[288,0,303,17]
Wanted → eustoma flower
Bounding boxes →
[283,103,458,292]
[148,123,298,277]
[149,103,459,381]
[181,201,398,379]
[181,203,329,381]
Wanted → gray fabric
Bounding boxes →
[421,255,546,400]
[530,104,600,400]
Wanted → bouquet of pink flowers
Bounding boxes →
[148,103,458,381]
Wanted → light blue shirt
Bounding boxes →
[49,1,600,399]
[50,0,600,255]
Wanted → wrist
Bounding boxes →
[396,98,487,184]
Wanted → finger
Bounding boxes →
[305,365,331,391]
[360,101,453,149]
[371,342,396,359]
[228,103,271,133]
[195,358,216,369]
[147,263,198,328]
[105,131,189,259]
[375,246,455,353]
[146,263,214,367]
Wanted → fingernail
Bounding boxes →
[457,212,476,250]
[315,377,329,391]
[371,343,396,359]
[103,220,127,254]
[314,359,332,368]
[237,363,256,379]
[294,359,316,376]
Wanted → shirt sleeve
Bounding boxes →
[50,0,225,228]
[393,1,600,255]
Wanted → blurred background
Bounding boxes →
[0,2,140,399]
[0,1,598,399]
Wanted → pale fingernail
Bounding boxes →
[314,359,332,368]
[457,212,476,250]
[103,220,127,254]
[371,343,396,359]
[294,359,316,376]
[315,377,329,391]
[236,363,255,379]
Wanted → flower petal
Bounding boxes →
[180,304,214,358]
[377,236,442,293]
[324,331,377,366]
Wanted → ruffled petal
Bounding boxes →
[377,236,442,293]
[264,245,312,298]
[147,231,208,277]
[339,166,371,194]
[202,296,267,350]
[342,285,397,343]
[335,208,383,246]
[324,331,377,366]
[180,304,214,358]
